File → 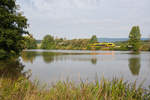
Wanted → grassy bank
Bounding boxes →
[0,77,150,100]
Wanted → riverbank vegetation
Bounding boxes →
[40,35,98,50]
[113,40,150,51]
[38,26,150,51]
[140,40,150,51]
[39,34,150,51]
[0,76,150,100]
[24,35,37,49]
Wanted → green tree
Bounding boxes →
[89,35,98,43]
[128,26,141,52]
[0,0,28,59]
[41,35,55,49]
[24,35,37,49]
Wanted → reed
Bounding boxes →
[0,77,150,100]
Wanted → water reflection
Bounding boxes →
[22,51,37,63]
[21,51,101,65]
[128,57,141,76]
[91,58,97,65]
[21,51,145,76]
[1,50,150,88]
[42,52,56,63]
[0,59,27,79]
[20,50,150,88]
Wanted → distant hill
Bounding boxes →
[36,38,149,44]
[98,38,150,42]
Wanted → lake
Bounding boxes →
[20,50,150,88]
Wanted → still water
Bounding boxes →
[21,50,150,88]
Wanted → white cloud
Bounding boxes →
[17,0,150,39]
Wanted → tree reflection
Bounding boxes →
[0,59,28,79]
[42,52,56,63]
[21,51,37,63]
[91,58,97,65]
[128,57,141,76]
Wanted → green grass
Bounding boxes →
[0,77,150,100]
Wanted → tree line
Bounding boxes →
[24,26,146,52]
[41,35,98,50]
[40,26,144,52]
[0,0,149,60]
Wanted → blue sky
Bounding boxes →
[17,0,150,39]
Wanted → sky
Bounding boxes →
[17,0,150,39]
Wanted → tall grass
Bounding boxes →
[0,77,150,100]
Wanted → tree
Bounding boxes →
[89,35,98,43]
[128,26,141,52]
[24,35,37,49]
[41,35,55,49]
[0,0,28,59]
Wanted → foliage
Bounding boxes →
[0,0,28,59]
[89,35,98,43]
[140,41,150,51]
[113,41,128,51]
[113,40,150,51]
[87,45,92,50]
[24,35,37,49]
[0,49,8,59]
[41,35,55,49]
[128,26,141,52]
[40,34,150,51]
[0,77,150,100]
[95,46,101,50]
[40,35,100,50]
[40,35,90,50]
